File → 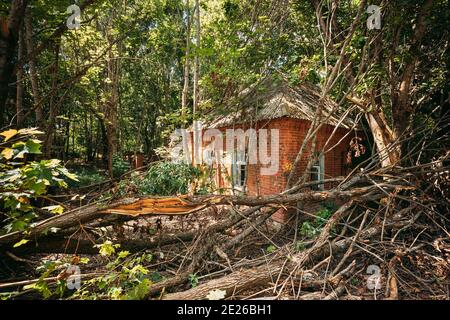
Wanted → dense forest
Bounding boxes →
[0,0,448,301]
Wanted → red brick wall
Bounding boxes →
[234,117,354,196]
[197,117,355,221]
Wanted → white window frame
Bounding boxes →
[311,153,325,190]
[232,148,247,191]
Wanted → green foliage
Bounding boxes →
[299,206,335,238]
[294,241,305,252]
[69,166,108,188]
[112,155,131,178]
[314,208,333,228]
[0,129,78,234]
[299,221,320,238]
[17,240,159,300]
[95,240,121,257]
[123,162,202,196]
[189,273,199,288]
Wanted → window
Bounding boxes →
[232,148,247,189]
[311,153,325,190]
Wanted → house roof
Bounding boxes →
[202,76,357,130]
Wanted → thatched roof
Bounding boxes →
[203,76,356,130]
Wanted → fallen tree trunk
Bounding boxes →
[0,180,394,249]
[0,196,208,247]
[0,202,106,247]
[11,231,196,255]
[163,265,282,300]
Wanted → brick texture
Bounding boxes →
[198,117,356,222]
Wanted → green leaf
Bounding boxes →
[188,273,199,288]
[25,139,42,154]
[95,241,117,256]
[13,239,30,248]
[42,205,65,215]
[118,251,130,259]
[108,287,123,300]
[124,278,151,300]
[80,257,90,264]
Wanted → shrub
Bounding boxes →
[0,128,77,234]
[139,162,201,196]
[299,207,335,239]
[112,155,131,178]
[132,162,201,196]
[69,166,108,188]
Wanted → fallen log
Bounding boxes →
[0,197,206,248]
[103,196,207,216]
[0,181,394,249]
[163,265,283,300]
[11,231,197,255]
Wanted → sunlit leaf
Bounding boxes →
[1,148,14,159]
[42,205,65,215]
[13,239,30,248]
[17,128,44,136]
[0,129,18,142]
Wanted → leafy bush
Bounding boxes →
[299,207,335,238]
[0,128,77,234]
[69,166,108,188]
[112,155,131,178]
[17,240,158,300]
[314,207,333,228]
[134,162,201,196]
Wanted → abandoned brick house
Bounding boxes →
[188,77,359,220]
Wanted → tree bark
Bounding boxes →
[0,0,28,126]
[181,0,191,117]
[24,7,43,126]
[104,31,121,177]
[15,27,25,127]
[44,38,61,157]
[11,232,196,255]
[193,0,200,115]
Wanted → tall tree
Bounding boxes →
[0,0,28,127]
[24,7,42,126]
[192,0,201,165]
[181,0,191,118]
[15,27,25,127]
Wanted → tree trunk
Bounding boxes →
[24,7,43,126]
[11,232,196,255]
[44,38,61,157]
[0,0,28,127]
[15,27,25,127]
[181,0,191,118]
[104,34,121,177]
[192,0,201,165]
